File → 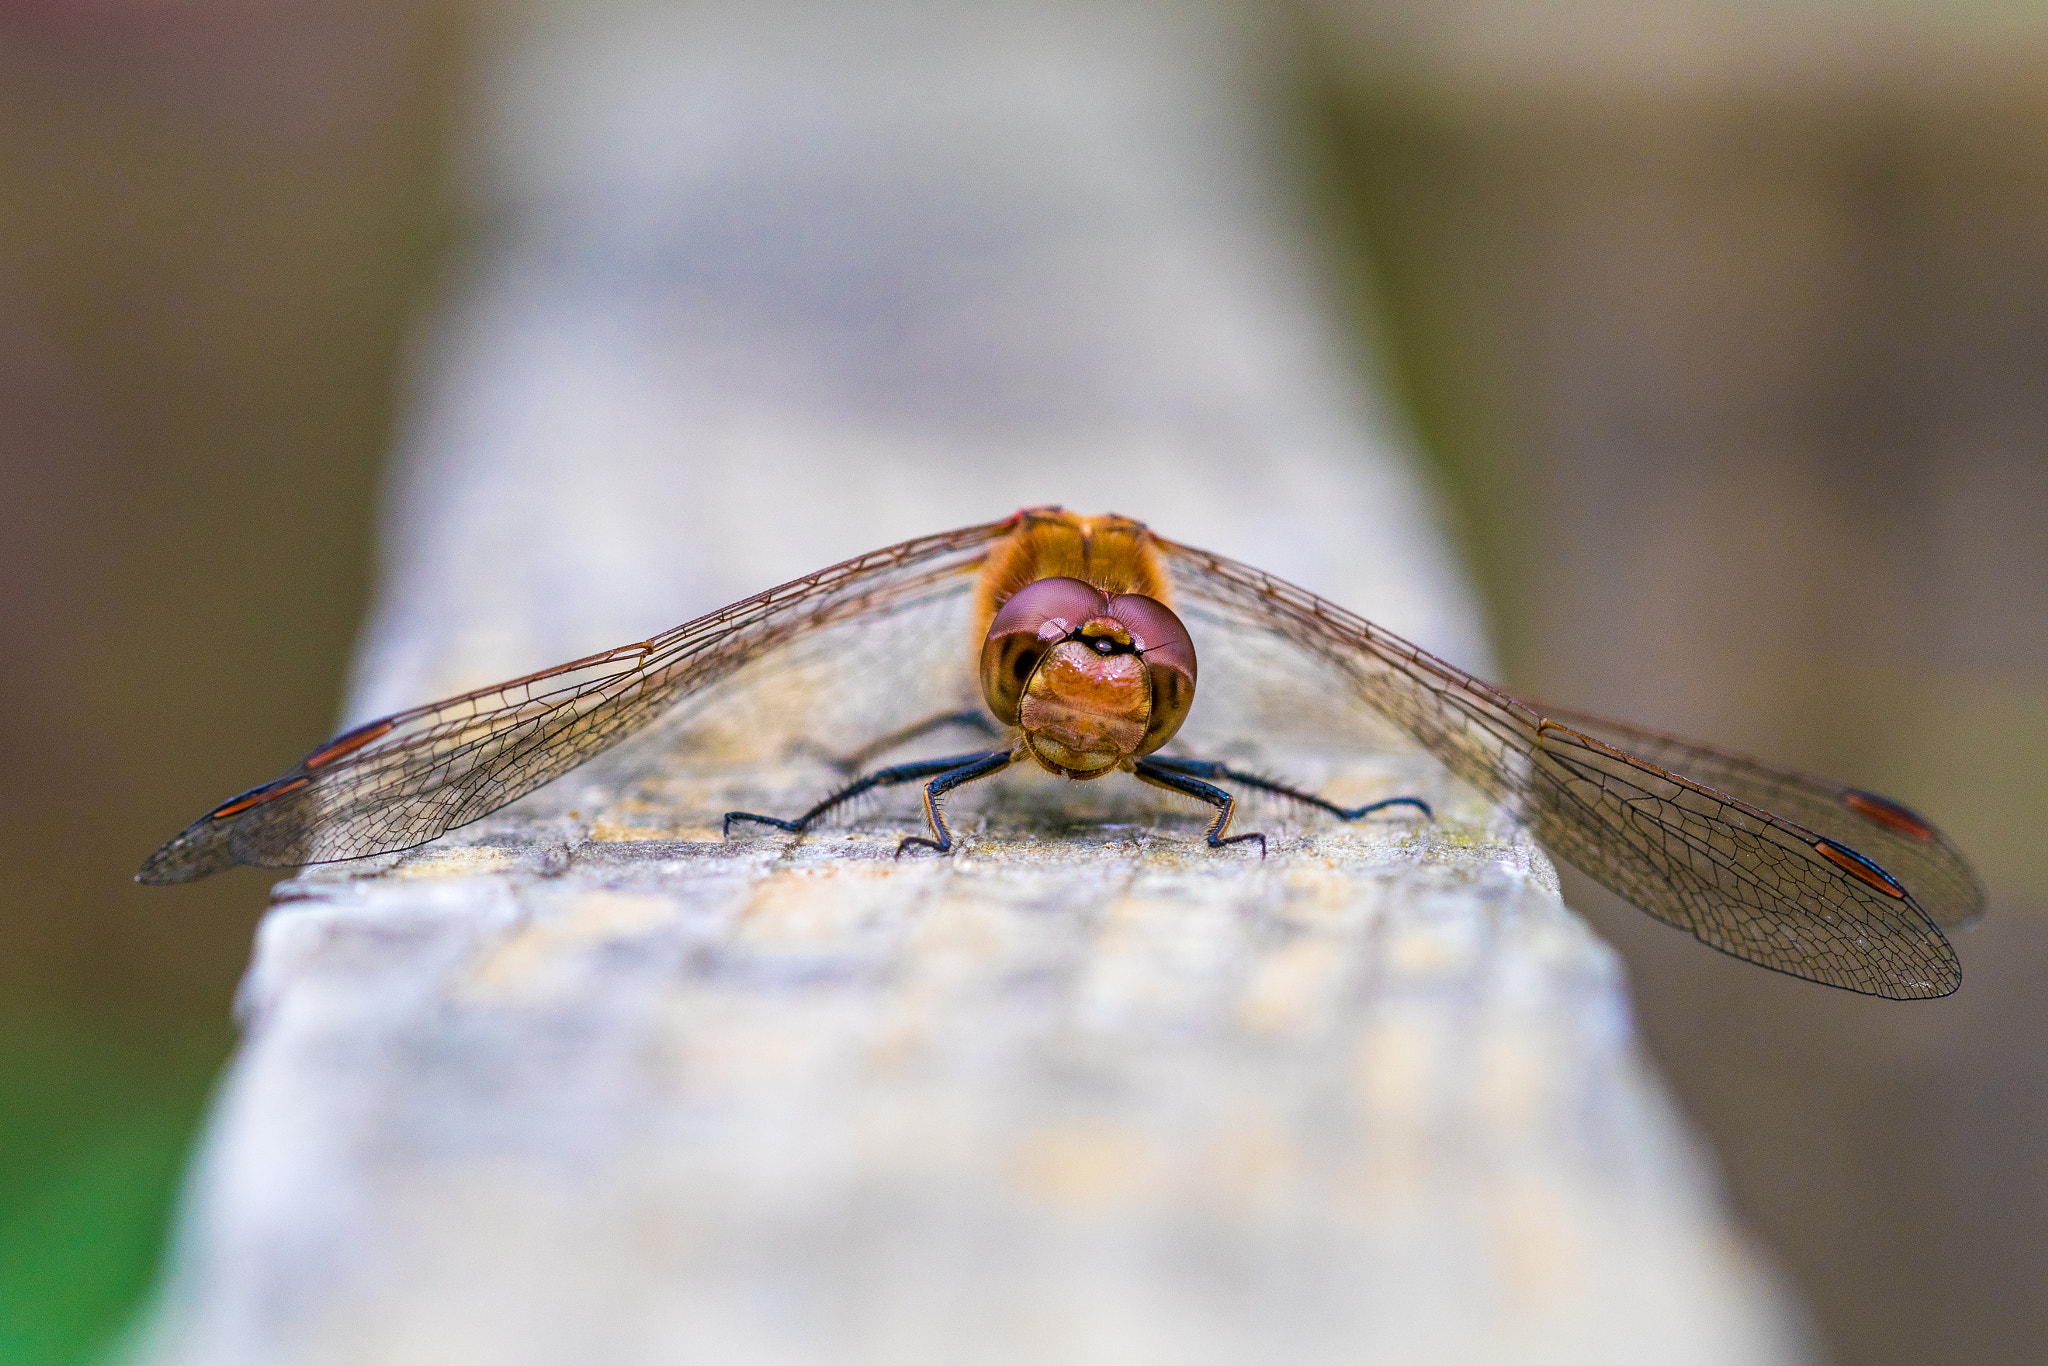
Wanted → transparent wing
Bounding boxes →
[1529,703,1985,931]
[139,519,1012,883]
[1155,537,1967,1000]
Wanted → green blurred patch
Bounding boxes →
[0,1018,223,1366]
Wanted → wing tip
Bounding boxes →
[136,818,243,885]
[1881,965,1963,1001]
[1828,942,1963,1001]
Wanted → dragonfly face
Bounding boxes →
[140,504,1985,999]
[978,575,1196,779]
[969,508,1196,778]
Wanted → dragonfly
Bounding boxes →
[139,506,1981,999]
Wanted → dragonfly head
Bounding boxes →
[979,576,1196,779]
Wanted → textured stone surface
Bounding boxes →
[130,0,1808,1361]
[137,754,1801,1366]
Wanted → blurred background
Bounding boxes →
[0,2,2041,1364]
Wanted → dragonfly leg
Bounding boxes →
[1131,757,1267,858]
[785,709,1000,774]
[725,749,1010,841]
[895,750,1018,858]
[1141,755,1432,823]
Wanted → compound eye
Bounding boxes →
[1104,594,1197,754]
[979,577,1111,724]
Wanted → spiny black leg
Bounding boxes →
[1141,756,1432,823]
[725,749,1010,841]
[1131,758,1267,858]
[785,709,1000,775]
[896,750,1017,858]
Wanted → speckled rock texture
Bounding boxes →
[136,768,1802,1366]
[128,1,1809,1362]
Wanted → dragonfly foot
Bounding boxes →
[1211,831,1267,859]
[724,811,802,838]
[895,835,950,859]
